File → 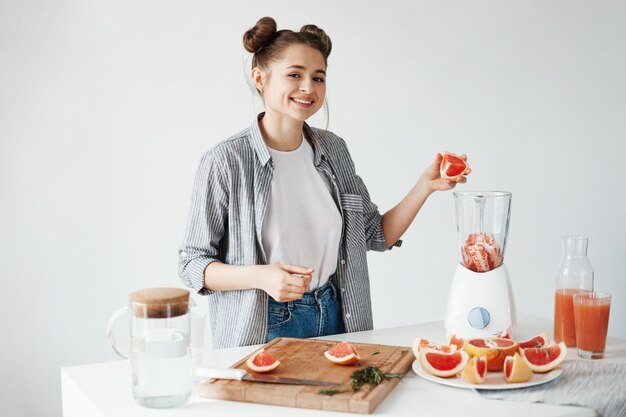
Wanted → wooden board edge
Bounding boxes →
[349,348,416,414]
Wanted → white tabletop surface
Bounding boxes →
[61,313,626,417]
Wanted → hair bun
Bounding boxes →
[300,24,332,58]
[243,16,278,53]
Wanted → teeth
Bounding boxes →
[293,98,312,104]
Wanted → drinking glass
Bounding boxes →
[573,291,611,359]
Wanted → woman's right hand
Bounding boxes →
[255,264,313,302]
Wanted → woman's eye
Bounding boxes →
[288,73,300,78]
[314,77,326,83]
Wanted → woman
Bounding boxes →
[178,17,469,348]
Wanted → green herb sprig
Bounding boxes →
[350,366,404,391]
[317,388,349,396]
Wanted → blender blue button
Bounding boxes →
[468,307,490,329]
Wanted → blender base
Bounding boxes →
[444,263,517,339]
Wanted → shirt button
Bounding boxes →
[332,175,336,179]
[342,288,346,293]
[340,259,346,265]
[345,313,351,318]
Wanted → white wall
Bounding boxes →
[1,1,625,416]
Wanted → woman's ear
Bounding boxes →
[251,67,265,93]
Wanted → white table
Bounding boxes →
[61,313,626,417]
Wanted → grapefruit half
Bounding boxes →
[464,337,519,371]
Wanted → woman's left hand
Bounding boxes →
[418,153,470,193]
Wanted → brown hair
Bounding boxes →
[243,17,332,69]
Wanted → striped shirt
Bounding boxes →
[178,113,402,349]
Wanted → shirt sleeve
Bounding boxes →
[178,150,229,295]
[354,173,403,252]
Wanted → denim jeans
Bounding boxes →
[266,275,345,342]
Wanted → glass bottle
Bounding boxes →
[554,236,594,347]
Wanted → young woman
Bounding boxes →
[178,17,469,349]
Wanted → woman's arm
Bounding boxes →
[382,153,469,247]
[203,262,313,302]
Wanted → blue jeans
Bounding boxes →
[266,276,345,342]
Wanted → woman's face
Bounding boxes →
[255,44,327,122]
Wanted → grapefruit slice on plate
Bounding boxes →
[412,337,454,358]
[518,332,549,349]
[440,152,469,179]
[245,348,280,372]
[496,328,512,339]
[520,342,567,373]
[447,334,465,351]
[419,347,469,378]
[503,352,533,383]
[460,355,487,384]
[324,341,361,365]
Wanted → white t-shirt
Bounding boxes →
[261,136,342,291]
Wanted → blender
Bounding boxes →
[444,191,517,339]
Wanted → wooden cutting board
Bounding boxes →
[199,337,415,414]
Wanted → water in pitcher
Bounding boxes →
[132,328,191,408]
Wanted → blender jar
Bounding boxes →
[454,191,512,272]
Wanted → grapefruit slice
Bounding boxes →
[464,337,519,371]
[496,328,512,339]
[503,352,533,383]
[460,355,487,384]
[518,332,549,349]
[447,334,465,350]
[520,342,567,373]
[419,347,469,378]
[440,152,469,179]
[324,342,361,365]
[245,348,280,372]
[412,337,454,358]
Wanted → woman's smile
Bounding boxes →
[290,96,315,107]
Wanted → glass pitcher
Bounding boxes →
[554,236,594,347]
[107,288,192,408]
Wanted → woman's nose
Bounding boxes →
[299,79,312,93]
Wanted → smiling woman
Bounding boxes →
[251,43,328,148]
[247,17,331,146]
[177,16,470,349]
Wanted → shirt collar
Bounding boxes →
[249,113,272,166]
[249,112,326,167]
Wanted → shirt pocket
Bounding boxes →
[339,193,367,248]
[339,193,364,212]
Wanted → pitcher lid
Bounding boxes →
[129,287,190,304]
[129,288,190,318]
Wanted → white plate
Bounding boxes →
[412,360,562,390]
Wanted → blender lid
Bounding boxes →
[453,191,512,199]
